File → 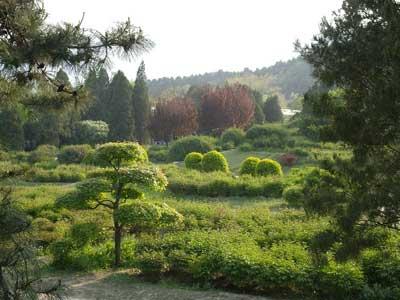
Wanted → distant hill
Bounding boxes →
[147,57,314,104]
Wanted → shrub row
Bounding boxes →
[239,157,283,177]
[132,231,365,299]
[185,151,229,173]
[25,164,97,183]
[165,166,284,198]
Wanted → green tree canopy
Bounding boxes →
[297,0,400,241]
[56,142,167,266]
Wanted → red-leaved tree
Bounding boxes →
[149,97,198,143]
[200,84,255,134]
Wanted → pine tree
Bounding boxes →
[0,1,152,297]
[107,71,135,141]
[132,61,151,144]
[264,95,283,123]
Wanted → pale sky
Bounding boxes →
[44,0,343,80]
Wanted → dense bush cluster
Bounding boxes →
[220,128,245,146]
[168,136,215,161]
[28,145,58,164]
[246,124,293,149]
[184,151,229,173]
[57,144,93,164]
[147,145,169,163]
[165,166,283,198]
[10,168,400,300]
[239,157,283,177]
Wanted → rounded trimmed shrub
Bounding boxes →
[92,142,148,167]
[256,159,283,177]
[58,144,93,164]
[168,136,215,162]
[239,157,260,176]
[202,151,229,173]
[184,152,203,170]
[221,128,245,146]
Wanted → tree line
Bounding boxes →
[0,66,284,150]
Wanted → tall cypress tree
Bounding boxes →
[132,61,150,144]
[251,90,265,124]
[107,71,135,141]
[85,68,110,122]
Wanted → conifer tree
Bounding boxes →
[251,90,265,124]
[264,95,283,123]
[132,61,151,144]
[85,68,110,122]
[107,71,135,141]
[0,1,152,297]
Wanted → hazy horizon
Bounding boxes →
[44,0,343,80]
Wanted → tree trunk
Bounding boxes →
[114,223,122,267]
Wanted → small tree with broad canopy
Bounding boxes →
[56,142,168,266]
[149,97,198,143]
[200,84,255,134]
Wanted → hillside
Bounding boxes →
[147,57,314,103]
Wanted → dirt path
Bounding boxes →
[61,271,275,300]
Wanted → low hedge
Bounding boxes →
[25,164,96,183]
[132,230,366,299]
[165,166,284,198]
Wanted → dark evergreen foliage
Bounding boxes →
[264,95,283,123]
[132,61,151,144]
[107,71,135,141]
[297,0,400,237]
